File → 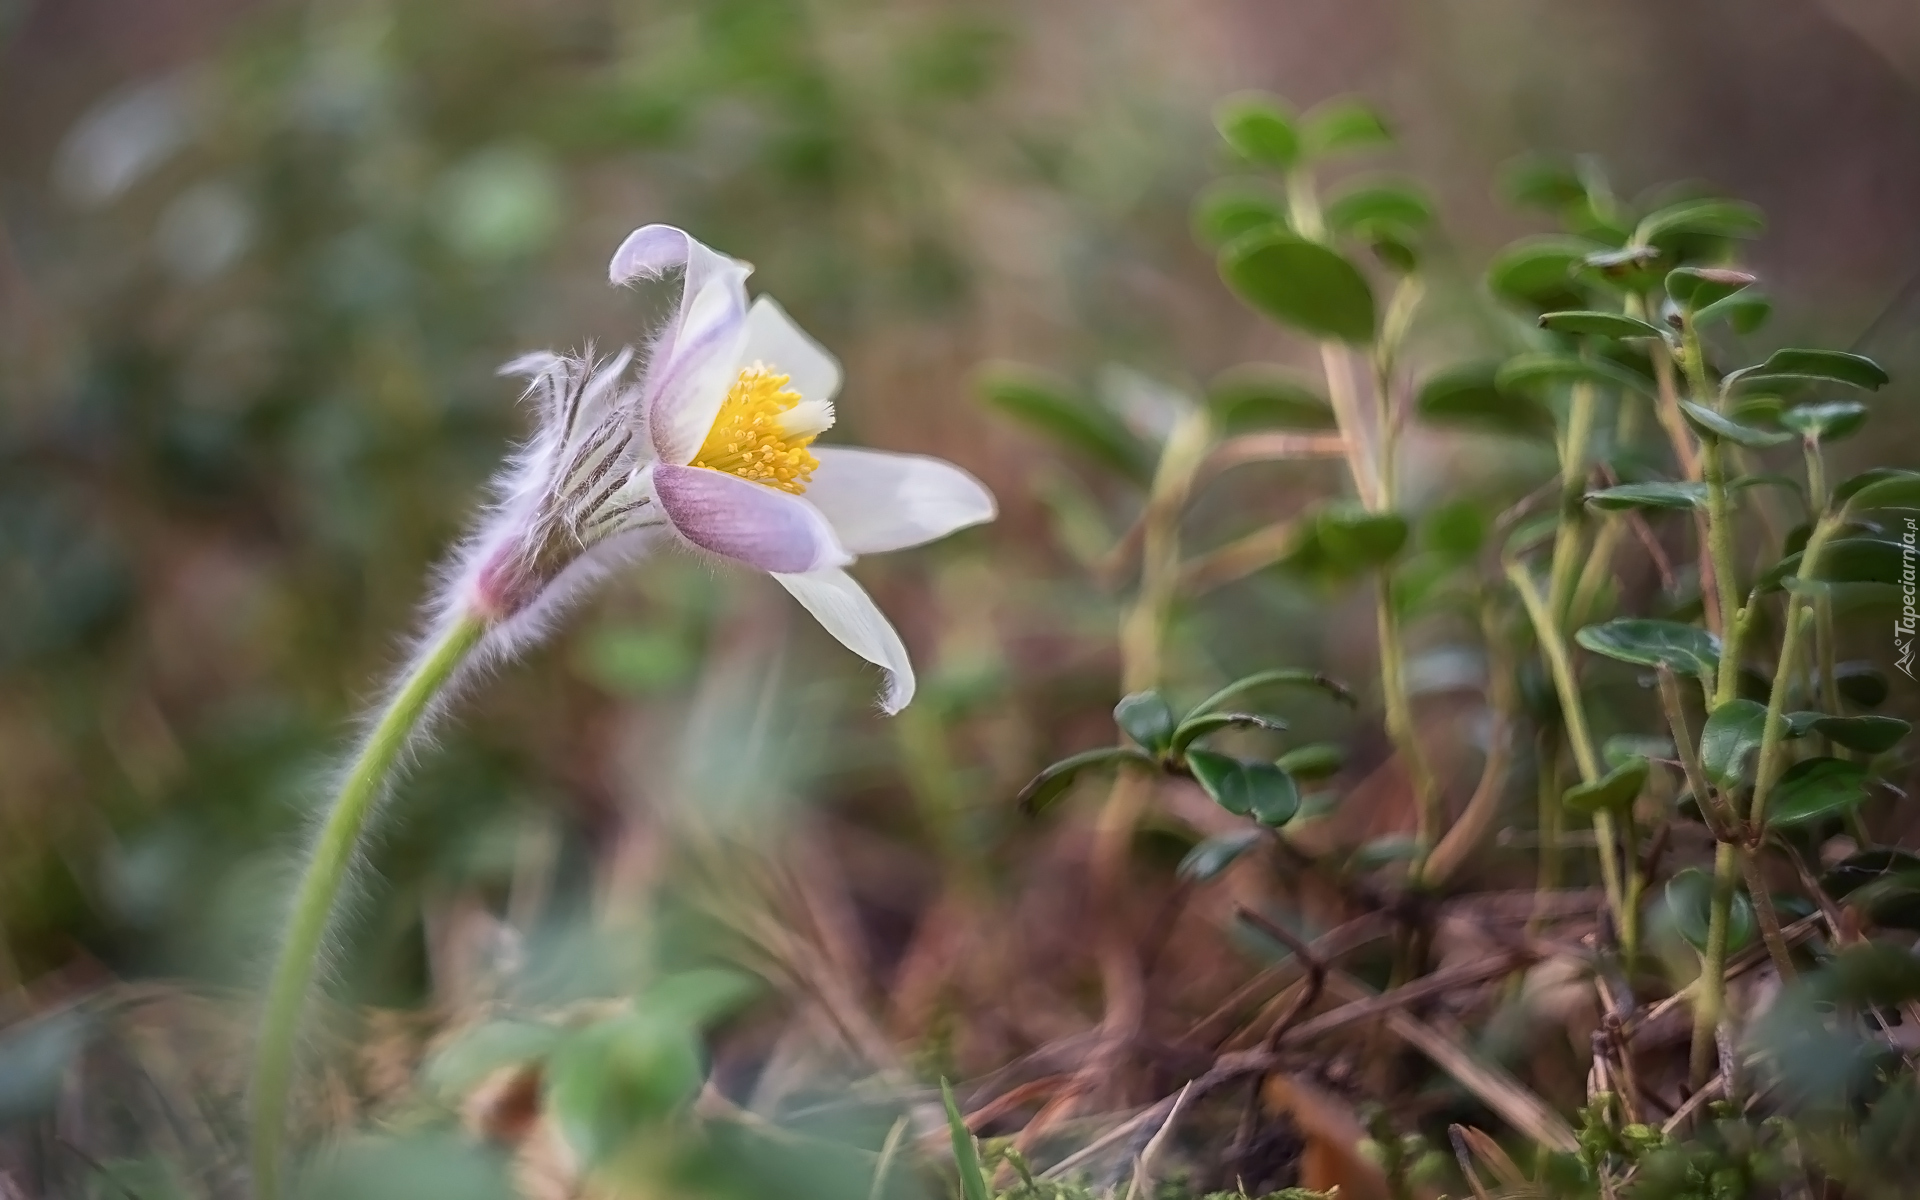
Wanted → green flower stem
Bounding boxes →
[250,611,488,1199]
[1507,560,1627,941]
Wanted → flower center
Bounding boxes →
[690,364,832,494]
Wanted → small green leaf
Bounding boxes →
[1806,714,1911,754]
[423,1020,561,1098]
[1497,352,1654,397]
[1538,310,1664,339]
[1835,662,1890,708]
[1168,711,1288,756]
[1317,503,1409,568]
[1825,850,1920,932]
[1579,245,1666,291]
[1604,734,1674,769]
[1115,691,1177,754]
[1819,944,1920,1007]
[1178,830,1265,882]
[1563,756,1650,814]
[977,364,1155,485]
[1637,198,1765,246]
[1695,288,1771,333]
[1325,178,1433,237]
[1498,155,1587,211]
[1017,747,1149,815]
[1189,669,1356,718]
[1770,757,1870,827]
[941,1079,992,1200]
[1214,93,1300,170]
[1275,742,1345,781]
[1221,230,1377,343]
[1415,362,1555,439]
[1486,236,1600,311]
[1732,348,1891,392]
[1301,97,1391,157]
[1834,467,1919,507]
[1700,698,1768,787]
[1666,867,1755,955]
[1679,400,1792,448]
[641,969,760,1029]
[1207,364,1335,431]
[1764,538,1906,593]
[545,1013,703,1168]
[1585,481,1708,512]
[1421,498,1488,562]
[1664,266,1755,310]
[1193,180,1288,247]
[1575,618,1721,678]
[1187,750,1301,826]
[1842,470,1920,514]
[1780,401,1868,444]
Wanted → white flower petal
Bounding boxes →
[646,312,747,465]
[652,464,849,574]
[741,295,842,403]
[772,567,915,713]
[803,448,996,555]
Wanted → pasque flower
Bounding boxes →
[463,223,995,711]
[250,224,993,1197]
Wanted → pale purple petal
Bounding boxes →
[608,224,755,464]
[803,448,996,554]
[651,464,849,574]
[771,567,915,713]
[741,296,842,402]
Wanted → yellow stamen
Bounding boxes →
[690,364,822,494]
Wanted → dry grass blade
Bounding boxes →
[1325,972,1579,1152]
[1277,950,1531,1047]
[1122,1082,1193,1200]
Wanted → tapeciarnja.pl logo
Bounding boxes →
[1900,516,1918,680]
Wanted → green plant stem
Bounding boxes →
[1547,380,1598,623]
[1529,734,1563,937]
[1701,437,1744,704]
[1507,561,1626,940]
[1690,839,1738,1089]
[250,612,487,1199]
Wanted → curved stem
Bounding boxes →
[250,613,487,1199]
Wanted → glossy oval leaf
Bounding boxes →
[1538,310,1664,339]
[1275,741,1345,781]
[1221,230,1377,343]
[1809,714,1911,754]
[1325,178,1433,237]
[1585,481,1708,512]
[1563,756,1650,815]
[1733,348,1890,392]
[1664,266,1754,310]
[1700,698,1768,788]
[977,364,1155,485]
[1193,180,1288,248]
[1497,352,1654,397]
[1695,288,1772,333]
[1317,503,1409,568]
[1301,97,1391,157]
[1680,400,1792,448]
[1765,537,1907,593]
[1208,364,1335,431]
[1188,668,1357,718]
[1178,829,1265,882]
[1017,746,1148,815]
[1575,618,1721,677]
[1188,749,1301,826]
[1168,711,1288,756]
[1415,361,1555,439]
[1770,757,1870,827]
[1487,236,1600,311]
[1836,662,1891,708]
[1214,93,1300,170]
[1666,867,1755,956]
[1114,691,1177,754]
[1637,198,1765,246]
[1780,400,1868,444]
[1842,470,1920,514]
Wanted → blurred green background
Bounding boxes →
[5,0,1920,1192]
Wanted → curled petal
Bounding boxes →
[609,224,754,464]
[772,567,915,713]
[742,296,842,402]
[804,448,996,554]
[651,464,849,574]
